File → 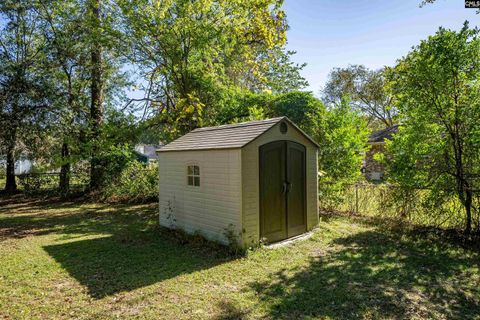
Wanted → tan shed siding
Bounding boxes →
[307,148,319,229]
[158,149,242,245]
[241,122,319,246]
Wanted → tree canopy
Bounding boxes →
[0,0,312,193]
[323,65,396,129]
[0,0,54,192]
[385,23,480,234]
[119,0,304,141]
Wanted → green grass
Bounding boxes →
[0,197,479,319]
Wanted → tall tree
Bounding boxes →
[88,0,104,190]
[323,65,396,128]
[385,23,480,234]
[0,0,51,192]
[38,0,91,194]
[120,0,297,141]
[38,0,127,192]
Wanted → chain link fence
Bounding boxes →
[16,172,89,193]
[319,182,480,231]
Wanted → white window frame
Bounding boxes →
[187,164,200,187]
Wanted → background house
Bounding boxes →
[0,156,33,175]
[134,144,161,165]
[364,125,399,181]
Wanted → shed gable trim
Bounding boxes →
[243,117,320,149]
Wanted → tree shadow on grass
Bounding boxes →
[0,201,158,241]
[43,229,232,299]
[0,199,234,299]
[249,229,480,319]
[214,300,251,320]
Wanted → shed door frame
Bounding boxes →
[259,140,307,242]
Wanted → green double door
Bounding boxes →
[260,141,307,243]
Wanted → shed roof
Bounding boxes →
[368,124,399,143]
[157,117,319,152]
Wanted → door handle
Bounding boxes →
[282,181,287,194]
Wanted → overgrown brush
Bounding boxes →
[103,160,158,203]
[321,182,477,231]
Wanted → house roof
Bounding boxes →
[157,117,319,152]
[369,124,399,143]
[134,144,161,159]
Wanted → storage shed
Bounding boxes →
[157,117,319,247]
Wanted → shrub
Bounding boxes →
[103,160,158,203]
[318,181,349,212]
[97,145,136,188]
[17,173,57,193]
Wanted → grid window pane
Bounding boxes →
[187,165,200,187]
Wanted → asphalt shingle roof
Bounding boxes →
[368,124,399,143]
[157,117,319,152]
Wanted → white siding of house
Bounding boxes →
[0,159,32,175]
[158,149,242,245]
[241,121,319,246]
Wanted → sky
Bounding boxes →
[282,0,479,95]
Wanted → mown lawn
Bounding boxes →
[0,196,479,319]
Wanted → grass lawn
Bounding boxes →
[0,197,479,319]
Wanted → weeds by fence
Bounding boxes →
[320,182,480,231]
[2,161,157,203]
[16,172,89,193]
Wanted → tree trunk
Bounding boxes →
[464,188,472,235]
[59,142,70,195]
[5,138,17,193]
[89,0,104,190]
[4,122,17,193]
[477,208,480,236]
